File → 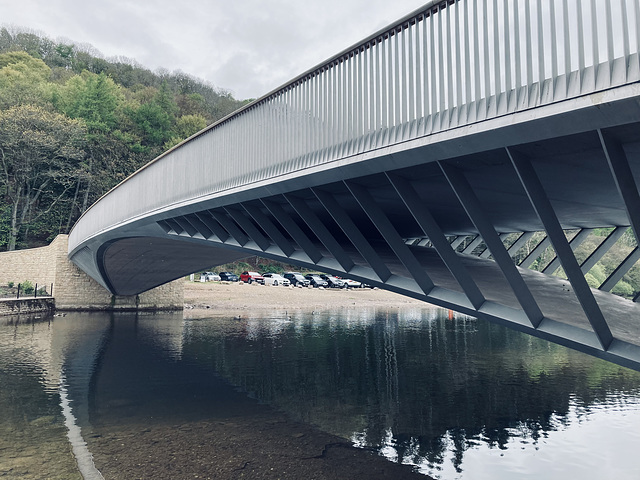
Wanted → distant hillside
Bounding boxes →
[0,27,248,250]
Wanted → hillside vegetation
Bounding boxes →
[0,27,248,250]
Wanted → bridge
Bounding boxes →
[69,0,640,371]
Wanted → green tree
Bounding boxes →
[0,105,87,250]
[164,114,207,149]
[58,72,122,132]
[0,51,52,109]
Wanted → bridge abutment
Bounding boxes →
[0,235,183,312]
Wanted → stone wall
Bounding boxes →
[0,240,57,294]
[0,235,184,311]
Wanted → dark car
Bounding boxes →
[240,271,264,284]
[305,274,328,288]
[283,272,310,287]
[219,271,239,282]
[319,274,346,288]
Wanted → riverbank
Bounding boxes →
[184,281,430,318]
[0,297,54,316]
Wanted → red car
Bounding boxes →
[240,271,264,284]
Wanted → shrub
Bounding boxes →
[258,263,284,274]
[21,280,34,295]
[7,281,14,288]
[612,280,634,298]
[585,273,600,288]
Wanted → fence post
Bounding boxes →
[51,283,53,297]
[35,283,38,298]
[16,284,20,299]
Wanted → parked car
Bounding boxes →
[203,271,221,281]
[262,273,290,286]
[305,274,329,288]
[240,271,264,284]
[319,274,346,288]
[283,272,311,287]
[219,271,239,282]
[340,277,363,288]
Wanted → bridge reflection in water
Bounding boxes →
[70,0,640,369]
[2,310,639,479]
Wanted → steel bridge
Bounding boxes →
[69,0,640,370]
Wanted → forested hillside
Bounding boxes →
[0,27,248,250]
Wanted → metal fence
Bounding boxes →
[70,0,640,251]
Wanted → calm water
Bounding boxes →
[1,307,640,479]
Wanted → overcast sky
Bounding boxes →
[1,0,428,100]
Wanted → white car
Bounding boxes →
[203,271,221,281]
[341,278,362,288]
[262,273,290,286]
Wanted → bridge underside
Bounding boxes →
[71,89,640,371]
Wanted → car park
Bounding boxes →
[219,271,239,282]
[240,271,265,284]
[283,272,310,287]
[319,274,346,288]
[262,273,290,286]
[305,274,329,288]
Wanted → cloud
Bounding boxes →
[3,0,428,99]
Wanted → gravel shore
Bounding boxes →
[184,280,431,318]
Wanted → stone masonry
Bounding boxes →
[0,235,183,311]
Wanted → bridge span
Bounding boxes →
[69,0,640,370]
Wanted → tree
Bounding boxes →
[58,71,122,132]
[164,114,207,149]
[0,51,52,109]
[0,105,87,250]
[130,81,178,148]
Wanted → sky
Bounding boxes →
[1,0,429,100]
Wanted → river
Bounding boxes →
[1,306,639,479]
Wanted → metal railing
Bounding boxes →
[70,0,640,252]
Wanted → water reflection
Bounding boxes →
[1,308,639,479]
[183,308,640,479]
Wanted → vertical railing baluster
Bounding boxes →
[621,0,631,83]
[550,0,559,100]
[503,0,512,108]
[444,4,453,124]
[562,0,571,96]
[472,0,482,117]
[463,0,472,117]
[408,21,416,135]
[482,0,492,116]
[525,0,533,105]
[358,47,364,150]
[605,0,615,84]
[493,0,502,112]
[454,1,463,122]
[381,35,388,145]
[591,0,600,89]
[394,28,401,142]
[537,0,546,103]
[577,0,586,93]
[513,0,522,107]
[366,42,374,150]
[375,39,382,145]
